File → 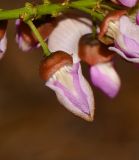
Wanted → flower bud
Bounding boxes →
[79,34,114,65]
[0,20,8,59]
[16,15,55,51]
[40,51,73,81]
[40,51,95,121]
[90,62,121,98]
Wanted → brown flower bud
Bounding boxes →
[40,51,73,81]
[17,15,56,47]
[79,34,114,65]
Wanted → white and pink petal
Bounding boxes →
[0,34,7,59]
[48,17,92,63]
[90,62,121,98]
[46,63,95,121]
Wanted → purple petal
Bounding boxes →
[16,34,32,52]
[113,16,139,62]
[0,34,7,59]
[109,46,139,63]
[118,0,137,7]
[46,63,95,121]
[119,16,139,45]
[136,11,139,25]
[15,19,31,52]
[123,35,139,57]
[90,62,121,98]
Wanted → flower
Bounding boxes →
[78,34,113,65]
[111,0,138,7]
[99,11,139,63]
[90,62,121,98]
[0,20,8,59]
[40,51,95,121]
[136,11,139,25]
[16,15,55,51]
[119,0,138,7]
[39,16,95,121]
[78,34,121,98]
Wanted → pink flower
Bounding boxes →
[15,16,55,51]
[0,34,7,59]
[99,11,139,63]
[0,20,8,59]
[136,11,139,25]
[40,16,95,121]
[78,34,121,98]
[90,62,121,98]
[40,51,95,121]
[109,16,139,63]
[111,0,138,7]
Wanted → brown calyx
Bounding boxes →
[98,10,127,45]
[0,20,8,40]
[17,16,56,46]
[40,51,73,81]
[79,34,114,65]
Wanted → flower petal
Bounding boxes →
[119,16,139,44]
[16,34,32,52]
[136,11,139,25]
[118,0,137,7]
[48,17,92,63]
[109,46,139,63]
[46,63,95,121]
[90,62,121,98]
[16,17,55,51]
[0,34,7,59]
[15,19,31,52]
[111,16,139,62]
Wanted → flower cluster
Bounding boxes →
[0,0,139,121]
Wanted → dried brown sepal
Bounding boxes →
[79,34,114,65]
[98,10,127,45]
[99,10,127,38]
[0,20,8,40]
[40,51,73,81]
[17,16,56,46]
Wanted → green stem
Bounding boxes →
[0,8,26,20]
[69,0,98,8]
[69,1,104,21]
[26,20,51,56]
[0,4,63,20]
[69,4,92,14]
[0,1,101,20]
[101,4,115,11]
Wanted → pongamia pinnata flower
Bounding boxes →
[111,0,138,7]
[78,34,121,98]
[16,15,55,51]
[40,51,95,121]
[90,62,121,98]
[99,10,139,63]
[0,20,8,59]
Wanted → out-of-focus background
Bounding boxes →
[0,1,139,160]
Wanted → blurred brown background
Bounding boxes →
[0,1,139,160]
